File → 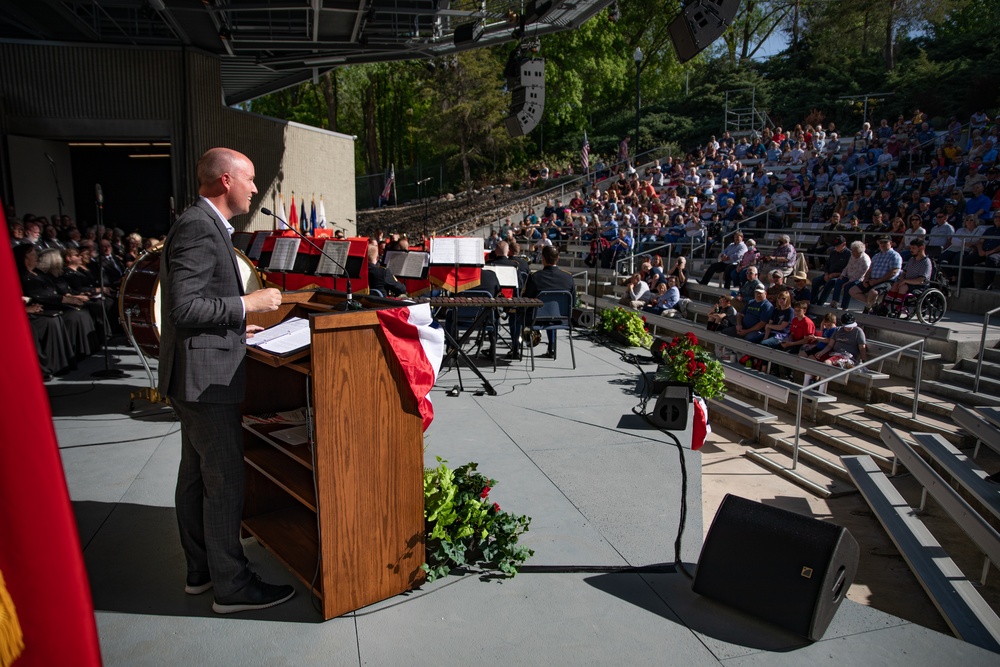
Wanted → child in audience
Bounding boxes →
[706,294,737,331]
[800,312,838,360]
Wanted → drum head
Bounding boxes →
[119,248,264,359]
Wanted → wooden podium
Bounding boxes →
[242,291,425,619]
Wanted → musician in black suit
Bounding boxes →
[510,246,576,360]
[158,147,292,615]
[488,240,524,293]
[366,242,407,296]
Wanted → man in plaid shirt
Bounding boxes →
[849,235,902,312]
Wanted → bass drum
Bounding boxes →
[119,248,264,358]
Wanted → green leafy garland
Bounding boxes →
[423,458,533,581]
[652,332,727,400]
[597,306,654,348]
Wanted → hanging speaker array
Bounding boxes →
[504,58,545,138]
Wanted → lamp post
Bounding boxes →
[634,47,643,157]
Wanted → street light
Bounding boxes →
[634,47,643,158]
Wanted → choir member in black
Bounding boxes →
[14,244,95,363]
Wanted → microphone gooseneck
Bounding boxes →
[260,208,356,308]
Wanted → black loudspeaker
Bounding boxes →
[669,0,742,63]
[454,21,484,45]
[693,494,859,640]
[649,385,690,430]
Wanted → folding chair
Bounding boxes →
[528,289,576,371]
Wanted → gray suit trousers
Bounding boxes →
[172,399,251,597]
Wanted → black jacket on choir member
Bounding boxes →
[476,269,501,296]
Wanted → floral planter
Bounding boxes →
[608,329,636,347]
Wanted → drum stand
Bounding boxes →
[122,307,167,410]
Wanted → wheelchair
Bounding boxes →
[870,262,949,324]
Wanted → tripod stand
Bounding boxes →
[91,188,126,379]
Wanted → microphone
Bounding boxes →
[44,153,56,165]
[261,208,358,310]
[96,184,104,205]
[415,177,432,185]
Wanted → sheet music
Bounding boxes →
[385,251,429,279]
[231,232,252,253]
[267,237,301,272]
[315,240,352,276]
[247,232,268,260]
[247,317,308,347]
[483,265,518,288]
[429,237,485,266]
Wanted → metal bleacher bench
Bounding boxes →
[707,394,777,443]
[843,452,1000,653]
[953,405,1000,460]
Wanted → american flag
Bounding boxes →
[581,132,590,174]
[381,164,395,202]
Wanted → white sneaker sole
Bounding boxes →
[212,589,295,614]
[184,581,213,595]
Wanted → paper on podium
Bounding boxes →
[248,317,311,356]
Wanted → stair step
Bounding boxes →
[982,348,1000,365]
[805,425,895,472]
[743,447,855,499]
[918,379,1000,408]
[769,436,855,483]
[939,368,1000,394]
[864,403,968,446]
[955,358,1000,381]
[878,386,956,418]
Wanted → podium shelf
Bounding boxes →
[243,422,314,471]
[244,440,317,511]
[242,505,321,598]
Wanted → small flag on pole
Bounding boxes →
[300,198,307,234]
[581,131,590,175]
[310,196,317,235]
[317,195,327,228]
[289,193,298,231]
[380,164,395,205]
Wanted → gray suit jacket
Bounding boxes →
[157,199,247,403]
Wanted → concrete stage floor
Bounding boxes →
[48,333,999,666]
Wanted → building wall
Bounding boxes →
[0,41,355,234]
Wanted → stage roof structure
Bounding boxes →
[0,0,613,106]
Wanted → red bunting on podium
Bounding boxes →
[427,266,482,293]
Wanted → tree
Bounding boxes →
[422,50,525,193]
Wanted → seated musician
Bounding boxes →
[366,242,406,297]
[513,246,575,361]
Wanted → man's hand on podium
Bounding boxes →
[243,288,282,313]
[246,324,265,339]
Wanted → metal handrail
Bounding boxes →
[613,241,674,276]
[974,306,1000,393]
[791,338,927,468]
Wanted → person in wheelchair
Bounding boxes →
[876,239,933,316]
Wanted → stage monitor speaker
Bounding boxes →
[668,0,742,63]
[693,494,859,641]
[649,384,690,431]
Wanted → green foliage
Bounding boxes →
[596,307,654,348]
[652,332,727,401]
[422,457,533,581]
